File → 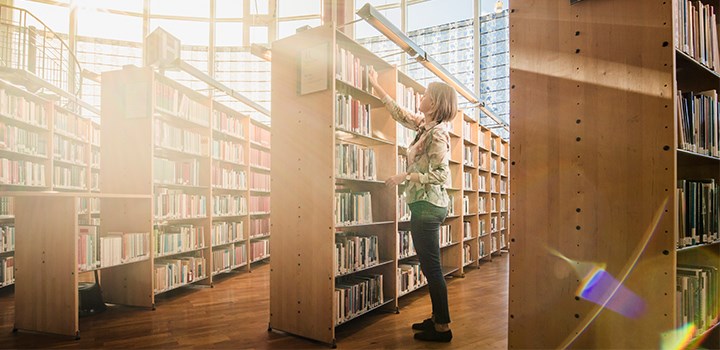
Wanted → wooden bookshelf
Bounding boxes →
[101,66,266,299]
[270,23,510,345]
[0,78,101,289]
[509,1,717,348]
[7,192,151,338]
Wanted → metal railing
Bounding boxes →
[0,4,82,98]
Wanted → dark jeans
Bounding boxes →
[409,200,450,324]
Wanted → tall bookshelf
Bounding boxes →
[270,23,509,345]
[0,78,101,289]
[509,1,717,348]
[271,24,398,346]
[101,65,267,301]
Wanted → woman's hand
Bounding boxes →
[368,68,389,101]
[385,173,407,187]
[368,68,379,89]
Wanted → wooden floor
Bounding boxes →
[0,254,508,349]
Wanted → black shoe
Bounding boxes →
[411,318,434,331]
[414,328,452,342]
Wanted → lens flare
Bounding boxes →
[660,323,696,350]
[548,247,646,319]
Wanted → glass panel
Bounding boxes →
[216,22,244,47]
[78,9,143,42]
[14,0,70,34]
[480,0,507,16]
[408,0,473,31]
[249,26,268,44]
[76,0,143,13]
[149,18,209,45]
[249,0,268,15]
[355,7,400,39]
[216,0,244,18]
[150,0,209,18]
[278,19,321,39]
[277,0,320,18]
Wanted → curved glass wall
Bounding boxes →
[5,0,509,131]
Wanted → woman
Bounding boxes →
[369,70,457,343]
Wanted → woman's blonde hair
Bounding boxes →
[425,81,458,124]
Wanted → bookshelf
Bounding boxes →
[101,66,267,299]
[8,192,151,338]
[509,1,717,348]
[270,23,509,345]
[0,78,101,289]
[248,119,271,264]
[270,24,398,346]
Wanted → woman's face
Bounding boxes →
[418,91,434,115]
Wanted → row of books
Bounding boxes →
[250,239,270,261]
[211,139,244,164]
[463,121,474,141]
[53,165,86,189]
[249,123,271,147]
[440,225,452,247]
[479,239,487,257]
[154,119,205,156]
[464,172,474,190]
[154,190,207,221]
[397,154,407,174]
[463,243,472,265]
[677,179,719,247]
[464,221,472,240]
[336,93,372,136]
[448,194,455,216]
[79,228,150,271]
[0,197,13,215]
[0,88,49,127]
[491,216,498,232]
[674,0,720,70]
[479,175,486,191]
[250,218,270,237]
[676,264,719,336]
[398,195,410,222]
[335,142,376,180]
[0,256,13,286]
[154,80,210,127]
[0,123,47,157]
[0,225,13,252]
[397,125,417,149]
[0,159,46,186]
[250,173,270,191]
[396,82,422,114]
[676,90,719,157]
[212,194,248,217]
[212,221,244,246]
[398,230,415,259]
[249,196,270,214]
[211,166,246,190]
[154,255,207,294]
[335,191,373,225]
[91,148,100,168]
[334,233,379,276]
[154,225,205,257]
[212,109,244,139]
[398,261,426,295]
[463,195,471,215]
[212,244,247,274]
[250,148,271,169]
[154,158,201,187]
[334,274,384,325]
[54,110,91,142]
[335,45,373,93]
[464,146,475,166]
